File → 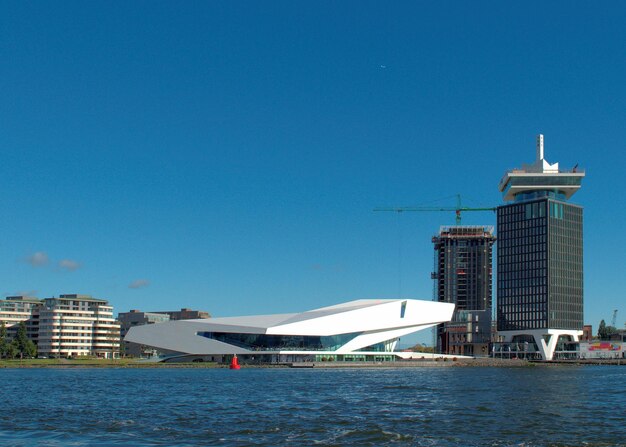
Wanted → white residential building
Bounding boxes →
[0,296,42,341]
[37,294,120,359]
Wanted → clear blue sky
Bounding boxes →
[2,2,625,346]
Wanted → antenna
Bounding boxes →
[536,134,544,161]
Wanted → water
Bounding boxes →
[0,366,624,446]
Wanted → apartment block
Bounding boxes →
[37,294,121,358]
[0,296,42,341]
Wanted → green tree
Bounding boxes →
[606,325,618,338]
[598,319,607,339]
[24,338,37,358]
[6,340,18,359]
[0,321,8,359]
[14,321,37,358]
[410,344,435,353]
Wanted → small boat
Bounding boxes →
[229,354,241,370]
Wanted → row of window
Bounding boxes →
[39,324,93,332]
[499,312,547,323]
[498,217,547,230]
[499,321,546,330]
[499,270,547,282]
[499,262,547,274]
[498,233,546,248]
[499,285,547,296]
[500,253,547,266]
[38,332,97,338]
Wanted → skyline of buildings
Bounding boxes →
[0,135,619,360]
[3,1,624,366]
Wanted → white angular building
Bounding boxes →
[125,298,454,362]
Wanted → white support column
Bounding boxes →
[499,329,583,361]
[535,333,551,361]
[537,332,562,361]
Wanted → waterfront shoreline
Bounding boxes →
[1,357,622,369]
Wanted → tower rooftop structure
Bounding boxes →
[498,134,585,202]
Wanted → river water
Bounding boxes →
[0,366,624,446]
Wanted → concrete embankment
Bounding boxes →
[531,359,625,366]
[289,358,534,368]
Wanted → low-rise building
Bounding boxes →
[118,310,171,357]
[442,309,492,357]
[118,308,210,357]
[582,325,593,342]
[154,308,211,320]
[579,341,625,359]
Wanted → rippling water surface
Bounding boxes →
[0,366,624,446]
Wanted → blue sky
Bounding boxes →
[1,2,625,345]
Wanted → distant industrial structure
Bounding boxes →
[496,134,585,360]
[432,226,496,356]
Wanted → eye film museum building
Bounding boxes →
[125,299,454,362]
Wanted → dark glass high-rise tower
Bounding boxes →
[496,135,585,360]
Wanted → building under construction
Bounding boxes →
[432,226,496,356]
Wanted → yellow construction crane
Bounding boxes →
[374,194,496,224]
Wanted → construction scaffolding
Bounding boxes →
[432,225,496,356]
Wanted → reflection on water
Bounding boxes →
[0,366,624,446]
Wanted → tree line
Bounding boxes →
[597,319,623,340]
[0,321,37,359]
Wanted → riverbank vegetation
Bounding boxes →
[0,358,226,368]
[0,321,37,359]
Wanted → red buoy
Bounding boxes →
[229,354,241,370]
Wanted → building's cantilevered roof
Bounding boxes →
[125,298,454,356]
